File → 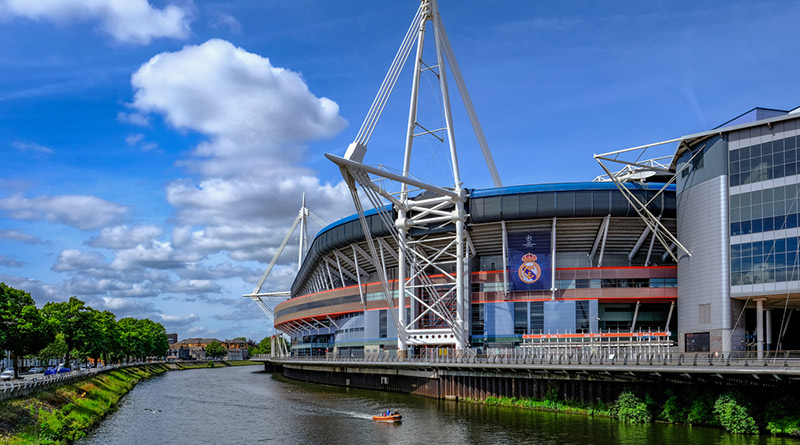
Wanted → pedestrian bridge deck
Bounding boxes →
[253,350,800,384]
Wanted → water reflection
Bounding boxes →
[81,366,799,445]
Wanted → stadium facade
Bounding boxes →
[274,182,679,356]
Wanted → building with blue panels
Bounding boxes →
[274,182,678,356]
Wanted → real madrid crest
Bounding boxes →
[518,252,541,284]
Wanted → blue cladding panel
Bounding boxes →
[544,300,577,333]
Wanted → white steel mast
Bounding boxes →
[327,0,501,356]
[244,194,326,325]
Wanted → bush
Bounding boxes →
[764,396,800,436]
[614,391,651,424]
[659,390,688,424]
[687,392,717,426]
[714,393,758,434]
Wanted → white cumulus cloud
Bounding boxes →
[87,224,164,249]
[52,249,107,271]
[0,0,192,44]
[129,38,346,175]
[0,194,129,230]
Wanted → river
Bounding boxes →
[81,365,798,444]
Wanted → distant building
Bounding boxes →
[167,337,249,360]
[166,333,178,344]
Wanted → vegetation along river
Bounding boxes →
[81,365,799,444]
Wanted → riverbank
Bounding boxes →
[463,387,800,437]
[0,364,169,444]
[169,360,260,370]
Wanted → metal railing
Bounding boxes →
[255,348,800,369]
[0,361,163,400]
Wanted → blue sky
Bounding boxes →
[1,0,799,342]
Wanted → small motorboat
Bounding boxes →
[372,410,402,422]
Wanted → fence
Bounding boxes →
[256,348,800,369]
[0,362,160,402]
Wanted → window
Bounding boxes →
[576,301,590,333]
[686,332,710,352]
[379,310,387,338]
[514,302,527,335]
[530,302,544,334]
[471,304,484,337]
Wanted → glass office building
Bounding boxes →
[675,107,800,353]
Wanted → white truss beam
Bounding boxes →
[593,139,698,261]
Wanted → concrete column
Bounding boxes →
[766,308,773,351]
[756,298,765,359]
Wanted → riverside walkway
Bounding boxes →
[254,349,800,384]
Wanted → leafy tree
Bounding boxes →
[246,339,258,356]
[138,318,168,359]
[205,341,227,360]
[0,283,54,378]
[254,336,272,355]
[41,297,94,366]
[116,318,168,361]
[117,317,145,362]
[37,332,68,365]
[84,310,118,365]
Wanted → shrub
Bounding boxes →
[544,384,559,402]
[714,393,758,434]
[687,392,717,426]
[659,390,688,424]
[614,391,651,424]
[764,396,800,436]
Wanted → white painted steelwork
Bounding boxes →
[244,195,326,329]
[593,141,693,261]
[326,0,501,352]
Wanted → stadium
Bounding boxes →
[251,0,800,359]
[273,182,678,357]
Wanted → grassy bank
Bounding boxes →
[0,364,169,444]
[171,360,260,370]
[463,393,613,419]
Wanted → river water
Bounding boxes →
[81,365,798,445]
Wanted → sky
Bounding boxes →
[1,0,799,342]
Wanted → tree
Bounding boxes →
[0,283,54,378]
[255,336,272,355]
[204,341,227,360]
[41,297,93,366]
[117,317,145,362]
[138,318,168,359]
[37,333,68,365]
[84,310,118,365]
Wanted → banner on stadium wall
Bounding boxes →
[508,231,551,291]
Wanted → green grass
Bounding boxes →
[171,360,260,370]
[462,395,614,418]
[0,364,169,444]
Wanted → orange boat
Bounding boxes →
[372,411,402,422]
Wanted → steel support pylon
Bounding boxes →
[326,0,501,354]
[244,194,326,337]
